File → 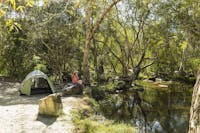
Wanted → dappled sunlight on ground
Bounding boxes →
[0,81,84,133]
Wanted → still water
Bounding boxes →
[99,81,193,133]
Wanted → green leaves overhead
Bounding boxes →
[0,0,199,80]
[0,9,6,16]
[26,0,34,7]
[9,0,16,10]
[16,5,25,12]
[1,0,34,15]
[6,19,22,31]
[179,41,187,50]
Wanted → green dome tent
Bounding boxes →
[19,70,55,96]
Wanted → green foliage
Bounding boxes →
[72,106,136,133]
[82,97,100,112]
[0,0,199,82]
[9,0,16,10]
[0,9,6,17]
[34,64,47,72]
[75,119,135,133]
[26,0,34,7]
[91,83,116,101]
[179,41,187,50]
[72,96,136,133]
[0,20,34,79]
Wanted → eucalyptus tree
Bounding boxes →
[96,0,157,82]
[82,0,121,85]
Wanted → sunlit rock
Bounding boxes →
[38,94,63,116]
[158,84,168,88]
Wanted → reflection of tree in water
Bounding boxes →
[99,82,192,133]
[100,91,149,132]
[141,83,192,133]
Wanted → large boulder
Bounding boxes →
[188,69,200,133]
[38,94,63,116]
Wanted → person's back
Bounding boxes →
[72,72,79,84]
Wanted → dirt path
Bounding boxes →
[0,81,82,133]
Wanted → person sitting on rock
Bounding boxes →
[72,71,82,84]
[71,71,83,93]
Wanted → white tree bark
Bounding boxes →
[189,69,200,133]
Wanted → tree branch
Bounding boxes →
[141,61,155,70]
[91,0,121,35]
[105,41,124,66]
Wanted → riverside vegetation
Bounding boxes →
[0,0,200,133]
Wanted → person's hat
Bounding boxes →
[73,70,78,73]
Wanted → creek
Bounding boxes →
[99,81,193,133]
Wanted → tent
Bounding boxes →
[19,70,55,96]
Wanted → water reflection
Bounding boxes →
[99,82,193,133]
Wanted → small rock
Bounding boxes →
[158,84,168,88]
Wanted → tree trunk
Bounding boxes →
[83,0,92,85]
[92,37,99,81]
[188,68,200,133]
[82,0,121,85]
[132,67,141,81]
[83,39,91,85]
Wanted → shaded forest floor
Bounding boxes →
[0,81,83,133]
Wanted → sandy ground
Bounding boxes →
[0,81,83,133]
